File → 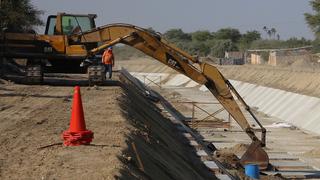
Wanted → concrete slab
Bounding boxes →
[262,170,320,179]
[182,133,192,139]
[267,153,299,161]
[271,161,312,170]
[215,174,232,180]
[204,161,219,169]
[229,80,320,135]
[189,140,199,147]
[196,150,208,157]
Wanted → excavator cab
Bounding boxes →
[44,13,106,84]
[41,13,100,77]
[45,13,97,35]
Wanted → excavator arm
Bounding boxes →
[69,24,269,169]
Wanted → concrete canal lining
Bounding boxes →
[131,71,320,135]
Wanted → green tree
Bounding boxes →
[285,37,311,48]
[305,0,320,37]
[238,30,261,50]
[191,30,213,41]
[209,39,237,58]
[192,41,211,56]
[250,38,312,50]
[215,28,242,43]
[163,28,191,42]
[242,31,261,42]
[305,0,320,52]
[250,39,285,49]
[0,0,43,32]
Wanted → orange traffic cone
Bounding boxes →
[62,86,94,146]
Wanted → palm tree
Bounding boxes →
[263,26,268,32]
[263,26,268,39]
[270,28,276,39]
[267,30,272,39]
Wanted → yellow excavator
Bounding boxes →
[0,13,269,169]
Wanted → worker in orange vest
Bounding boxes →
[102,46,115,79]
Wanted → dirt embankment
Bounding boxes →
[118,58,320,98]
[119,58,320,98]
[0,80,214,179]
[117,58,174,73]
[218,64,320,97]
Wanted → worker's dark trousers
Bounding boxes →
[104,64,112,79]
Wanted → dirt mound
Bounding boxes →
[214,144,248,173]
[219,143,249,155]
[216,144,286,180]
[117,58,176,74]
[303,148,320,157]
[289,58,320,70]
[219,65,320,97]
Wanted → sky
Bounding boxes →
[31,0,314,40]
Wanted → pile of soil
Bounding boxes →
[219,65,320,97]
[289,57,320,70]
[213,144,249,171]
[117,58,174,74]
[219,143,249,155]
[215,145,286,180]
[118,58,320,98]
[303,148,320,157]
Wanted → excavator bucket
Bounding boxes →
[240,141,269,170]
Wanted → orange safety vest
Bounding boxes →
[102,49,114,64]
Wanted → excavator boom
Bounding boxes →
[69,23,269,169]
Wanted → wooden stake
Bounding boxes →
[131,142,144,172]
